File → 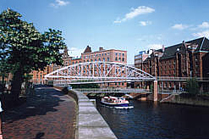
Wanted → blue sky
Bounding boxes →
[1,0,209,64]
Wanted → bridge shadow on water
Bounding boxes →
[2,84,65,124]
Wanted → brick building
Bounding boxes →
[32,46,127,88]
[80,46,127,88]
[134,37,209,91]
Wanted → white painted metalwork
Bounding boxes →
[74,88,151,94]
[44,61,155,84]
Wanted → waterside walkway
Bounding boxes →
[2,85,76,139]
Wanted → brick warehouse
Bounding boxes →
[32,46,127,88]
[134,37,209,92]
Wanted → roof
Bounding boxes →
[160,37,209,60]
[83,45,92,53]
[197,37,209,52]
[160,43,181,60]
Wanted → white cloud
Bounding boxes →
[113,17,122,24]
[114,6,155,23]
[192,30,209,38]
[198,22,209,28]
[139,21,152,26]
[50,0,70,8]
[147,44,162,50]
[172,24,189,30]
[68,47,84,58]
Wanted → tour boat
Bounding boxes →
[101,96,132,108]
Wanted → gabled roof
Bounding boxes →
[197,37,209,52]
[160,37,209,60]
[83,45,92,53]
[142,37,209,63]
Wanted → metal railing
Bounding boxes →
[157,76,209,82]
[74,88,151,94]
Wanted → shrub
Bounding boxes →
[185,78,199,95]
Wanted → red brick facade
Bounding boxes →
[32,46,127,88]
[134,37,209,91]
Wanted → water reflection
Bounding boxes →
[96,100,209,139]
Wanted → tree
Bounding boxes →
[0,9,66,100]
[185,78,199,95]
[0,35,10,85]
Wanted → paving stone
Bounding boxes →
[2,85,76,139]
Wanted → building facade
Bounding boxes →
[134,37,209,91]
[32,46,127,88]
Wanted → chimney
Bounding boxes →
[162,45,165,52]
[99,47,104,51]
[64,47,69,57]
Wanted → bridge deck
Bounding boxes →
[73,88,151,94]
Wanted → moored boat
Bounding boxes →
[101,96,131,107]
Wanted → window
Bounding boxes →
[122,53,124,56]
[115,57,118,61]
[107,57,110,61]
[115,53,118,56]
[119,53,121,56]
[103,58,105,61]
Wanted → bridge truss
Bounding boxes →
[44,61,155,85]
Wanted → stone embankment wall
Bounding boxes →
[161,94,209,107]
[68,89,117,139]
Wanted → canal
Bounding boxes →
[96,100,209,139]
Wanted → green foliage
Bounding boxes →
[0,9,66,98]
[0,9,66,73]
[150,84,153,92]
[185,78,199,95]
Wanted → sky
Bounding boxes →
[1,0,209,64]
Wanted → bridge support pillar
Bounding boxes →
[153,80,158,102]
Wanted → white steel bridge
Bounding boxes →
[44,61,156,85]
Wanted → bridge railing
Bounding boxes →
[74,88,151,94]
[157,76,209,82]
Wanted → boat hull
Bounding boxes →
[101,101,129,107]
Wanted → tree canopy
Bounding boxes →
[0,9,66,74]
[185,78,199,95]
[0,9,66,99]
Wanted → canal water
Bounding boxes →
[96,100,209,139]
